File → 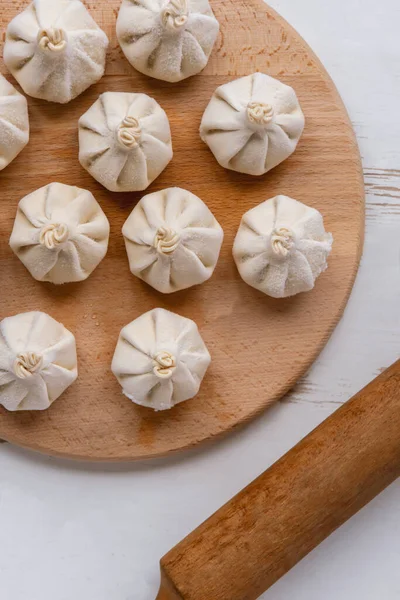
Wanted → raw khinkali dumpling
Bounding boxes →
[0,312,78,412]
[233,195,333,298]
[0,74,29,170]
[79,92,173,192]
[3,0,108,104]
[116,0,220,83]
[200,73,305,176]
[9,182,110,284]
[112,308,211,411]
[123,187,223,293]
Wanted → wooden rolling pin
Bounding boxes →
[156,360,400,600]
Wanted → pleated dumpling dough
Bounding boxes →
[123,187,223,293]
[200,73,305,176]
[0,312,78,411]
[3,0,108,104]
[0,74,29,170]
[117,0,220,83]
[233,196,333,298]
[112,308,211,411]
[79,92,173,192]
[9,183,110,284]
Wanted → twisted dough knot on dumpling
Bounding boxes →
[117,116,142,149]
[39,223,69,250]
[153,351,176,379]
[271,227,295,258]
[247,102,275,126]
[154,226,181,254]
[13,352,43,379]
[161,0,189,31]
[38,28,67,52]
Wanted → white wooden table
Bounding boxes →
[0,1,399,598]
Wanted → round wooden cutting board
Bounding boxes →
[0,0,364,461]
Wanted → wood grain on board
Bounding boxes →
[0,0,364,461]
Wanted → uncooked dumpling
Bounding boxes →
[122,187,223,293]
[0,311,78,411]
[0,74,29,170]
[112,308,211,411]
[9,182,110,284]
[233,195,333,298]
[79,92,173,192]
[3,0,108,104]
[117,0,220,83]
[200,72,305,176]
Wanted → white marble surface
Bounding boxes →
[1,0,399,599]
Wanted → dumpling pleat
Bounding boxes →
[70,235,107,275]
[0,117,27,166]
[40,363,77,404]
[18,53,56,95]
[1,312,37,353]
[112,339,153,377]
[179,31,208,79]
[34,0,69,29]
[264,125,296,173]
[200,95,245,132]
[185,13,219,56]
[71,40,105,78]
[6,5,38,43]
[217,75,253,111]
[297,238,332,280]
[284,251,315,296]
[181,227,223,269]
[126,243,158,276]
[19,244,60,282]
[124,29,162,69]
[262,261,290,298]
[151,34,184,83]
[140,252,174,293]
[0,94,28,130]
[139,110,172,146]
[120,315,157,358]
[42,329,78,370]
[44,242,85,283]
[236,252,269,290]
[119,148,149,191]
[206,128,254,168]
[153,309,186,348]
[172,244,211,289]
[55,0,105,33]
[140,134,171,185]
[0,379,30,411]
[16,375,50,411]
[230,132,269,176]
[170,362,199,405]
[117,6,155,42]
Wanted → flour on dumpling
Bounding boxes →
[9,183,110,284]
[123,187,223,293]
[233,196,333,298]
[116,0,220,83]
[4,0,108,104]
[200,73,305,176]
